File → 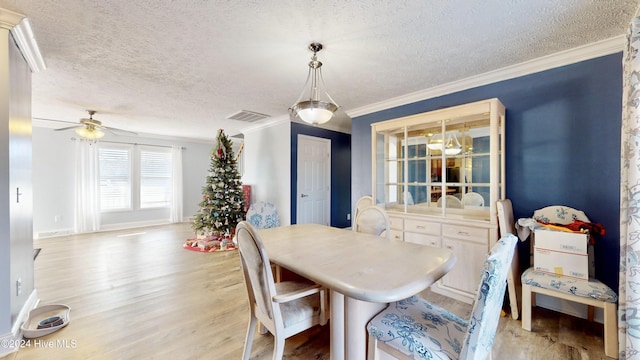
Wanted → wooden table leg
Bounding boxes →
[330,291,344,360]
[344,297,386,360]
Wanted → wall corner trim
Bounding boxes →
[346,35,626,118]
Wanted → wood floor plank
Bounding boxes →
[2,223,614,360]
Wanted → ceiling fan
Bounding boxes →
[53,110,138,140]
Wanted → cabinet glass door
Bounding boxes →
[372,98,503,221]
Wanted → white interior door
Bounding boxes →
[297,135,331,225]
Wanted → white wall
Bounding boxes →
[242,120,291,225]
[32,127,217,237]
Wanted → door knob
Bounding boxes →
[301,193,309,198]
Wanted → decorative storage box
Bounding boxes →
[533,228,591,280]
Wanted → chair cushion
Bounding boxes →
[275,281,320,327]
[367,296,468,359]
[521,267,617,303]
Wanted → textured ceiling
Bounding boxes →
[0,0,637,141]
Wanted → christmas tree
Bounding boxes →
[192,129,246,237]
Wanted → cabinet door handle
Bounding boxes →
[416,225,426,229]
[445,245,453,250]
[457,231,470,236]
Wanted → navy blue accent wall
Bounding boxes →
[291,122,352,228]
[352,53,622,292]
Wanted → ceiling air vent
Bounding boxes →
[227,110,270,123]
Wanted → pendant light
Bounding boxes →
[289,43,339,125]
[444,133,462,155]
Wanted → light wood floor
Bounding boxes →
[3,223,612,359]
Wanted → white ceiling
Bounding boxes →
[0,0,637,141]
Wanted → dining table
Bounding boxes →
[258,223,457,360]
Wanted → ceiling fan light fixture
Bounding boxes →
[75,126,104,140]
[289,43,339,125]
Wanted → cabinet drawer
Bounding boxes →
[389,229,403,241]
[389,216,404,230]
[442,224,489,244]
[404,232,441,247]
[405,219,440,235]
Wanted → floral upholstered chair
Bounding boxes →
[246,201,280,229]
[520,205,618,358]
[367,234,517,360]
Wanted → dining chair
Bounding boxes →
[463,192,485,207]
[496,199,520,320]
[367,234,517,360]
[520,205,618,358]
[245,201,282,280]
[236,221,328,360]
[354,195,374,221]
[246,201,281,229]
[353,204,391,240]
[436,194,463,208]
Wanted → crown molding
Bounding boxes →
[0,8,46,72]
[240,114,291,135]
[10,18,46,72]
[346,35,626,118]
[0,7,24,30]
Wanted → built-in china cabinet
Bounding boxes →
[371,98,505,303]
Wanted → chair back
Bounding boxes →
[496,199,515,236]
[459,234,517,360]
[236,221,280,328]
[533,205,589,224]
[404,191,414,205]
[353,205,391,239]
[354,195,374,220]
[437,194,463,208]
[246,201,281,229]
[463,192,485,207]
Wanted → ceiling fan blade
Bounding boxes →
[53,125,80,131]
[101,126,138,137]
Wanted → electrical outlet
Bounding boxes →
[16,278,22,296]
[54,215,61,223]
[347,213,351,220]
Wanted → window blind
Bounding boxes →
[99,147,131,210]
[140,150,172,208]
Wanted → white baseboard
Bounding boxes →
[0,289,39,357]
[99,219,172,232]
[36,229,73,239]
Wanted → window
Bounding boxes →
[140,150,172,208]
[99,147,132,211]
[98,145,173,211]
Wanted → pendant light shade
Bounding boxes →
[289,43,339,125]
